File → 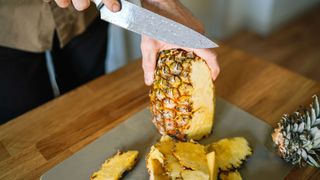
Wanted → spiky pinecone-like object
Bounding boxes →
[272,95,320,167]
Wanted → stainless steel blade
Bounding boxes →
[96,0,218,49]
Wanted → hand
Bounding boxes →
[55,0,121,12]
[141,0,220,85]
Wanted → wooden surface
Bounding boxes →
[0,46,319,180]
[223,5,320,82]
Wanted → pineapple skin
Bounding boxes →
[150,49,215,141]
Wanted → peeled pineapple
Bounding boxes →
[219,171,242,180]
[150,49,215,141]
[207,137,252,171]
[91,151,139,180]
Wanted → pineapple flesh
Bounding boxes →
[146,136,252,180]
[146,136,210,180]
[173,142,209,175]
[150,49,215,141]
[91,151,139,180]
[219,171,242,180]
[207,137,252,171]
[206,151,218,180]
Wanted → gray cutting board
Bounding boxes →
[41,97,292,180]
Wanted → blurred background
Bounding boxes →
[106,0,320,81]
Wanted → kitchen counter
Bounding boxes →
[0,46,319,179]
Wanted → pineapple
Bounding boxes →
[150,49,215,141]
[147,136,253,180]
[147,159,170,180]
[272,95,320,167]
[219,171,242,180]
[173,142,209,175]
[90,151,139,180]
[146,136,211,180]
[206,151,218,180]
[207,137,252,171]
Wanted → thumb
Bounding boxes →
[142,49,157,86]
[102,0,121,12]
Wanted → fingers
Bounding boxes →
[55,0,71,8]
[72,0,90,11]
[55,0,90,10]
[102,0,121,12]
[193,49,220,81]
[141,36,158,86]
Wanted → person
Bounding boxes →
[0,0,219,123]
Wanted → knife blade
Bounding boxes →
[92,0,218,49]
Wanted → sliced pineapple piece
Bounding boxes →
[149,136,184,179]
[91,150,139,180]
[173,142,209,175]
[148,146,165,165]
[181,170,210,180]
[219,171,242,180]
[206,151,218,180]
[208,137,252,171]
[163,154,184,179]
[147,158,170,180]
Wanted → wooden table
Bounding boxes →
[0,46,319,180]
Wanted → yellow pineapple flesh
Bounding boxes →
[207,137,252,171]
[91,151,139,180]
[146,136,212,180]
[150,49,215,141]
[206,151,218,180]
[147,158,170,180]
[219,171,242,180]
[173,142,209,175]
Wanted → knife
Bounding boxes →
[91,0,218,49]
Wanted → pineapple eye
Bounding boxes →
[166,88,180,99]
[161,65,170,78]
[168,76,181,88]
[158,78,170,90]
[186,51,195,59]
[163,109,175,119]
[180,71,190,83]
[155,89,165,100]
[170,62,182,75]
[178,84,193,96]
[164,119,176,130]
[163,98,176,109]
[178,96,190,105]
[176,105,192,115]
[175,115,190,126]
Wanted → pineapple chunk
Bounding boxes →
[149,136,184,179]
[206,151,218,180]
[147,159,170,180]
[219,171,242,180]
[208,137,252,171]
[148,146,165,165]
[91,151,139,180]
[181,170,210,180]
[173,142,209,175]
